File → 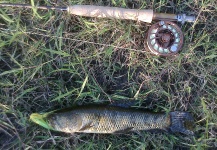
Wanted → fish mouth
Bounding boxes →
[30,113,54,130]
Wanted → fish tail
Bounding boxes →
[169,111,194,135]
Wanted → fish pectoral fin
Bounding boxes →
[113,127,134,134]
[79,123,93,131]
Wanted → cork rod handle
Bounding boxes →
[67,5,154,23]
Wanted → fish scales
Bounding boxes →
[47,106,171,133]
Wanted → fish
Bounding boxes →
[30,106,194,135]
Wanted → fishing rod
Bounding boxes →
[0,3,195,56]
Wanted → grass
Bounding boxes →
[0,0,216,149]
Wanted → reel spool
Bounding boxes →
[146,21,184,56]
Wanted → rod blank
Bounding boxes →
[0,3,67,11]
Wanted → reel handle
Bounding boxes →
[67,5,154,23]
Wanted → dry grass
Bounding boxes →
[0,0,216,149]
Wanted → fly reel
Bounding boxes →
[146,21,184,56]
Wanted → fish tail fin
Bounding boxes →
[169,111,194,135]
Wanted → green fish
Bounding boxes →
[30,106,194,135]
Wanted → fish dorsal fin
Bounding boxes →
[109,100,137,108]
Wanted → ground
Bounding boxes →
[0,0,216,149]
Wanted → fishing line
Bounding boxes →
[0,27,146,53]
